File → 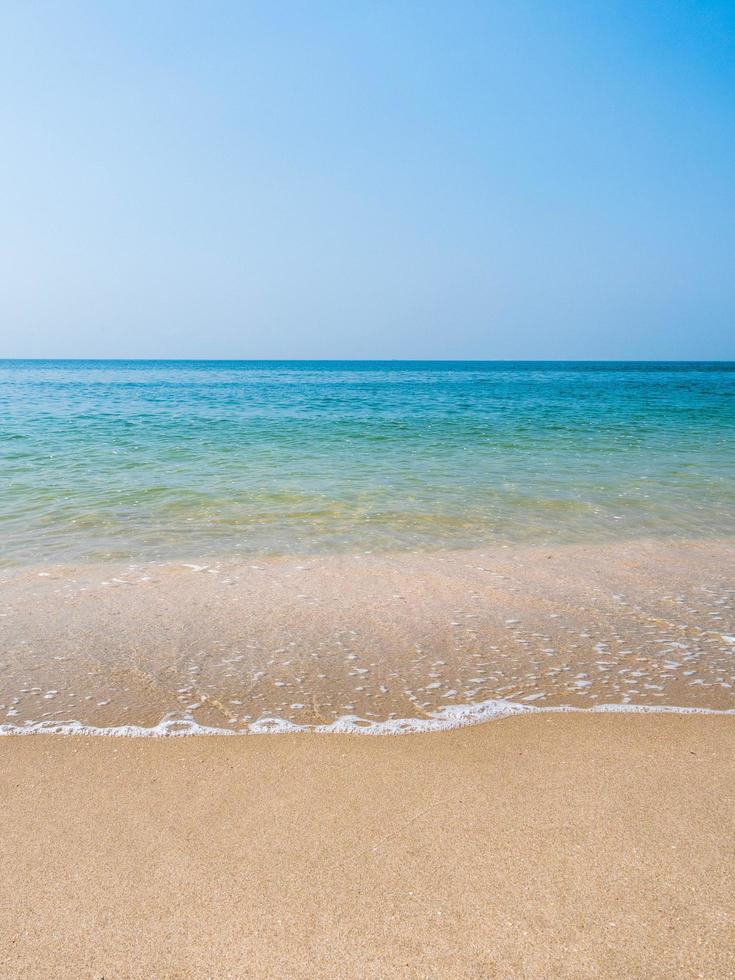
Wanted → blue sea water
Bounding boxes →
[1,360,733,565]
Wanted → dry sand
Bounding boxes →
[1,712,734,978]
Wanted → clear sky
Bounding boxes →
[1,1,733,359]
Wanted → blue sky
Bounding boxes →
[1,1,733,359]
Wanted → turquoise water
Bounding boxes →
[1,360,733,564]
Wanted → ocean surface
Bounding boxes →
[1,360,734,734]
[1,360,733,565]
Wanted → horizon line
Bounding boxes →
[1,357,734,364]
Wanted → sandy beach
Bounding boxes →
[3,0,735,971]
[2,712,734,978]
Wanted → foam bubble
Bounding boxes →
[0,699,733,738]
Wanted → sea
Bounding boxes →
[1,360,734,565]
[1,360,733,735]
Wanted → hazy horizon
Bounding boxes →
[2,1,734,360]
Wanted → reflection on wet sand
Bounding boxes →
[1,539,733,734]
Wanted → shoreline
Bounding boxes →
[2,538,733,733]
[2,711,734,978]
[2,699,735,738]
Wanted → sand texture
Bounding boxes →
[1,712,734,978]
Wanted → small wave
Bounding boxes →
[1,699,733,738]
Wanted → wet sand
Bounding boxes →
[1,539,734,733]
[1,712,734,978]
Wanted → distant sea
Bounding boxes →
[1,360,734,565]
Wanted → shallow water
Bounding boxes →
[2,362,734,734]
[2,360,734,564]
[1,542,733,734]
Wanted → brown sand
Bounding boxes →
[1,713,734,978]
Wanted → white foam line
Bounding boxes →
[0,699,733,738]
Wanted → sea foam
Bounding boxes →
[1,698,733,738]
